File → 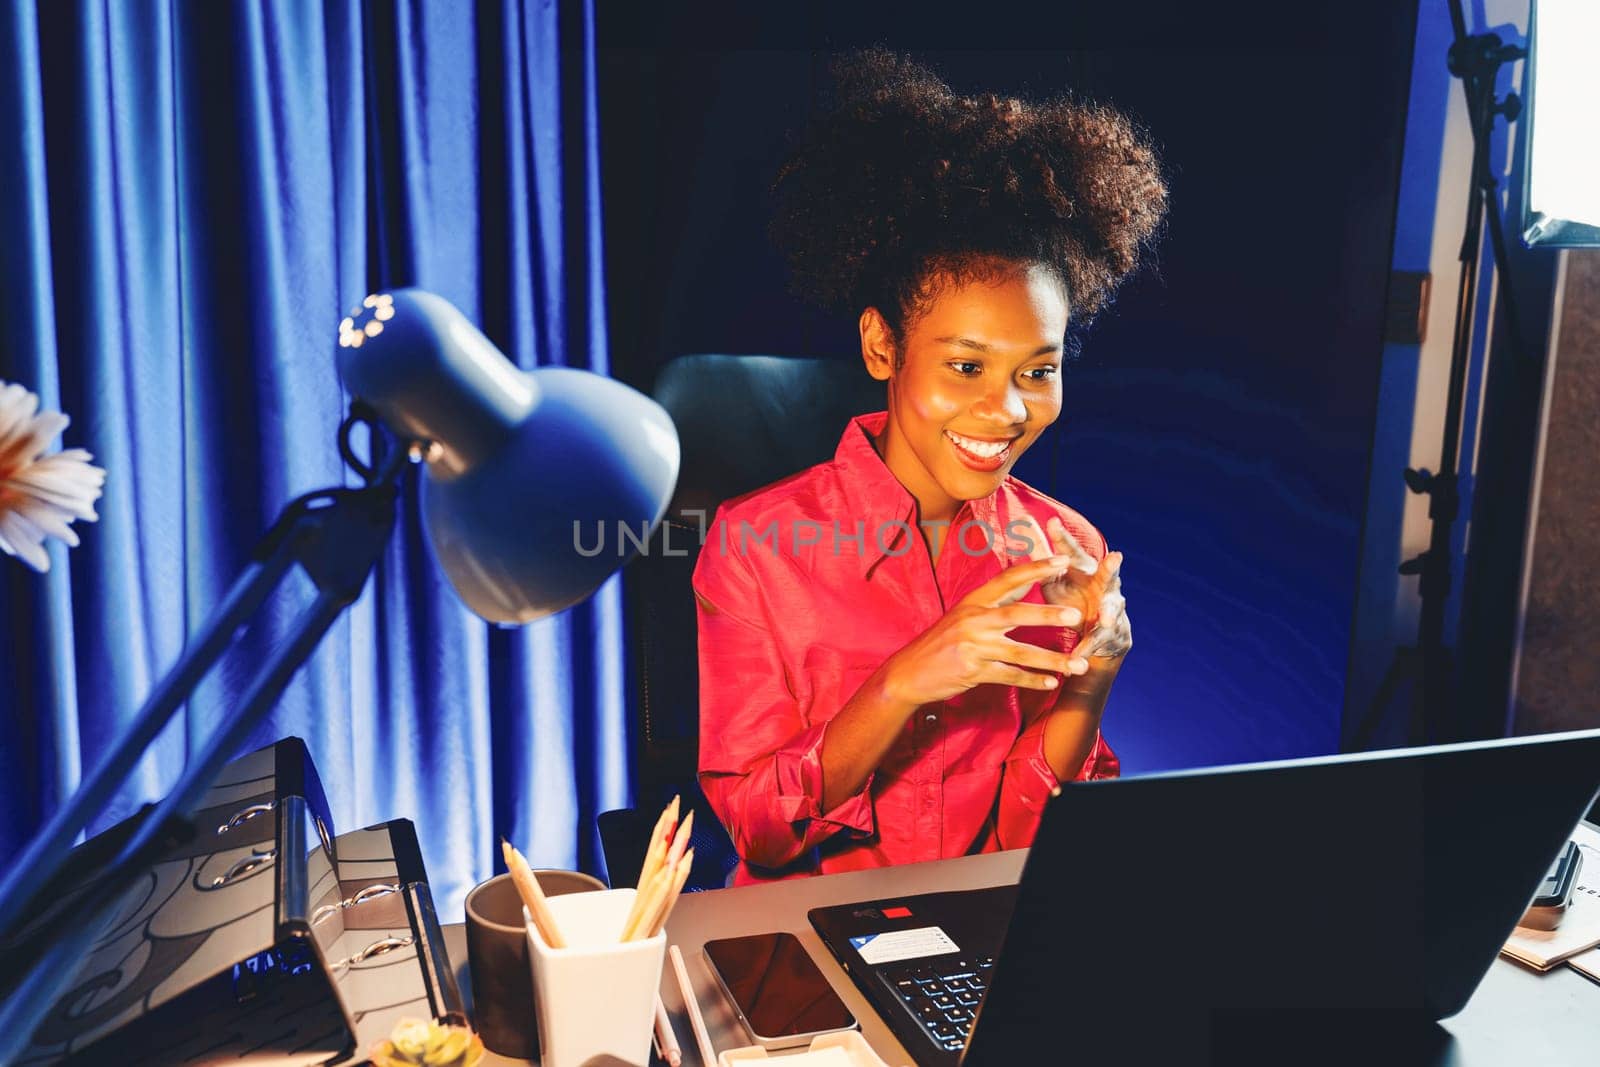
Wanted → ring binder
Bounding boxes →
[13,738,462,1065]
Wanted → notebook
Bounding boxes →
[810,729,1600,1065]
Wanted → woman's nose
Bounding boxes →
[973,381,1028,426]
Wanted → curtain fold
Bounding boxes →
[0,0,627,919]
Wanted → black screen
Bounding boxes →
[704,932,856,1039]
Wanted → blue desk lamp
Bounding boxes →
[337,289,679,621]
[0,289,680,1046]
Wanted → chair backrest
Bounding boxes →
[652,353,888,521]
[621,355,883,872]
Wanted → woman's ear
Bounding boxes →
[859,307,897,382]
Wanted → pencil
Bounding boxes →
[646,847,695,938]
[670,943,717,1067]
[642,795,682,887]
[664,810,694,870]
[502,839,565,949]
[622,796,680,935]
[654,992,683,1066]
[629,811,695,940]
[623,862,673,942]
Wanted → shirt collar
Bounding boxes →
[832,411,1003,577]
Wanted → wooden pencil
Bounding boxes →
[644,795,681,885]
[502,839,566,949]
[629,809,695,939]
[664,810,694,871]
[623,861,674,942]
[646,847,695,938]
[622,796,680,935]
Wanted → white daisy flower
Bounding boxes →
[0,381,107,573]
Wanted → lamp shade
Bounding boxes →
[336,288,680,623]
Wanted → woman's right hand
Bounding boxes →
[880,555,1088,708]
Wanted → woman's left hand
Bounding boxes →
[1017,515,1132,680]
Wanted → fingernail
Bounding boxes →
[1061,608,1082,625]
[1044,676,1059,688]
[1072,658,1089,674]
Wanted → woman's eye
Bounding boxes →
[1023,365,1058,383]
[948,361,982,376]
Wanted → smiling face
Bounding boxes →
[861,260,1068,525]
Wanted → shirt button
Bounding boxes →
[924,712,938,724]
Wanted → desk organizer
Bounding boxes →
[16,737,459,1065]
[524,888,667,1067]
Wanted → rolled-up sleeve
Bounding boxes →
[994,720,1120,849]
[694,517,876,871]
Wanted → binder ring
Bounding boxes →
[311,882,403,926]
[356,935,414,962]
[216,802,276,835]
[329,934,415,976]
[211,849,277,888]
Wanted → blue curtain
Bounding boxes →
[0,0,628,919]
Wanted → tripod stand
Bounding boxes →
[1353,1,1529,751]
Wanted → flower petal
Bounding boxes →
[0,384,97,572]
[0,511,49,572]
[19,411,69,461]
[14,497,79,546]
[0,383,40,443]
[5,507,44,544]
[0,410,66,473]
[55,448,103,470]
[9,469,105,519]
[25,454,108,488]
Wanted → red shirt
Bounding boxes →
[694,411,1119,884]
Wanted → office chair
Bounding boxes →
[600,354,885,889]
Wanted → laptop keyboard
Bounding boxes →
[882,956,996,1053]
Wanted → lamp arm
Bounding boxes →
[0,407,413,1053]
[0,552,294,923]
[0,589,358,1053]
[0,406,403,926]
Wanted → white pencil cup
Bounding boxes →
[524,888,667,1067]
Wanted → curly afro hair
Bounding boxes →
[771,50,1168,360]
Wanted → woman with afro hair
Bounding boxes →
[693,51,1168,883]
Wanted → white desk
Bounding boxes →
[446,849,1600,1066]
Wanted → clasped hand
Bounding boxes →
[881,515,1131,709]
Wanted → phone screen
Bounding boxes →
[703,932,857,1040]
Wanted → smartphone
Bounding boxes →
[702,932,858,1049]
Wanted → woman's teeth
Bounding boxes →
[946,431,1011,458]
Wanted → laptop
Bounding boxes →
[809,729,1600,1065]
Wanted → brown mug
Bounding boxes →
[463,869,606,1057]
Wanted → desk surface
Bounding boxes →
[444,850,1600,1067]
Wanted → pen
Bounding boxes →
[654,992,683,1066]
[669,943,718,1067]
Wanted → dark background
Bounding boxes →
[595,1,1421,772]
